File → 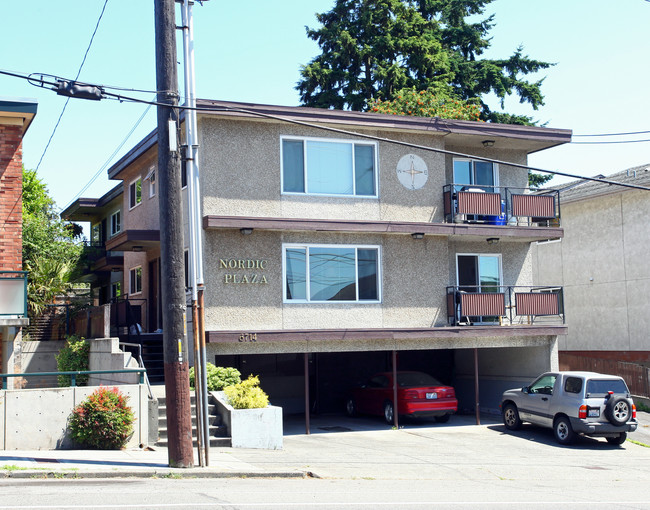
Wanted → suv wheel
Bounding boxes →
[605,396,631,426]
[554,416,576,445]
[502,403,522,431]
[606,432,627,445]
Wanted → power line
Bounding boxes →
[34,0,109,173]
[571,139,650,144]
[61,97,155,211]
[573,129,650,137]
[4,70,650,192]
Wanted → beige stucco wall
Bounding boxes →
[532,189,650,352]
[203,230,534,333]
[198,117,531,224]
[118,147,160,231]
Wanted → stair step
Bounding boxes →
[154,437,231,448]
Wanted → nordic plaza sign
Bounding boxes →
[219,258,268,284]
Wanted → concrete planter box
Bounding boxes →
[212,391,283,450]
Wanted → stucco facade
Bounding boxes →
[67,100,571,414]
[532,165,650,362]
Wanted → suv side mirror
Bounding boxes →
[521,386,529,394]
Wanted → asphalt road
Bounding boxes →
[1,411,650,509]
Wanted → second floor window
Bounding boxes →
[284,244,380,303]
[110,210,121,237]
[282,137,377,197]
[129,177,142,209]
[148,168,156,198]
[91,223,102,245]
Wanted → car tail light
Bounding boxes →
[633,404,637,419]
[403,390,418,399]
[579,405,588,419]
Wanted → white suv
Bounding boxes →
[501,371,638,445]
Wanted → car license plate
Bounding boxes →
[426,392,438,399]
[588,408,600,418]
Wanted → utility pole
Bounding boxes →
[155,0,194,468]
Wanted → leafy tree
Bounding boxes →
[298,0,551,124]
[369,87,481,120]
[22,169,83,315]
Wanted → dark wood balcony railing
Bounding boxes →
[446,285,564,326]
[443,184,560,227]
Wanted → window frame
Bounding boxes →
[452,158,500,189]
[280,136,379,198]
[282,243,382,304]
[147,166,156,198]
[129,266,142,295]
[129,176,143,210]
[110,210,121,237]
[110,281,121,300]
[455,253,503,292]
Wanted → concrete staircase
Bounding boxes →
[154,393,231,448]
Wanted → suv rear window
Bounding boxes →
[586,378,629,396]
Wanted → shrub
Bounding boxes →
[68,387,134,449]
[223,375,269,409]
[55,335,89,387]
[189,364,241,391]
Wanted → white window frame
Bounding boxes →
[146,166,156,198]
[129,266,142,295]
[452,158,500,188]
[129,176,142,210]
[110,210,121,237]
[280,136,379,198]
[455,253,503,291]
[282,243,382,304]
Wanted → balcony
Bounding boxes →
[446,285,565,326]
[76,242,123,283]
[443,184,560,227]
[0,271,28,320]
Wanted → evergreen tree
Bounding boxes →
[298,0,551,124]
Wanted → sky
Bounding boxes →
[1,0,649,213]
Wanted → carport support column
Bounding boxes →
[392,350,399,429]
[474,348,480,425]
[304,353,310,435]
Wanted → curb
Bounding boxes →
[2,469,308,480]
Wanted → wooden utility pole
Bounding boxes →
[154,0,194,468]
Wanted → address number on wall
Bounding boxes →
[238,333,258,342]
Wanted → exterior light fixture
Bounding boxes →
[132,245,143,252]
[482,140,495,148]
[486,238,499,245]
[240,228,253,235]
[411,233,424,240]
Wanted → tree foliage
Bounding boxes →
[369,87,481,120]
[298,0,551,124]
[22,169,83,316]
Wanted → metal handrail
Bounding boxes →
[1,368,146,390]
[120,341,154,399]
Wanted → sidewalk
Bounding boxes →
[1,411,649,479]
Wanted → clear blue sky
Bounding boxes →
[2,0,649,212]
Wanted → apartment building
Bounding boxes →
[64,100,571,413]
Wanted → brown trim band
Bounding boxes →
[206,325,567,344]
[203,215,563,241]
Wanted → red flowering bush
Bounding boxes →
[68,387,135,449]
[368,88,482,121]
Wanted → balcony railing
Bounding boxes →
[446,285,565,326]
[0,271,28,317]
[443,184,561,227]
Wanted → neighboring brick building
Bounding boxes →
[0,97,37,384]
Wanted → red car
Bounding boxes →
[346,371,458,424]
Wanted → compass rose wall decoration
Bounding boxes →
[396,154,428,190]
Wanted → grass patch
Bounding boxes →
[1,465,29,471]
[628,439,650,448]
